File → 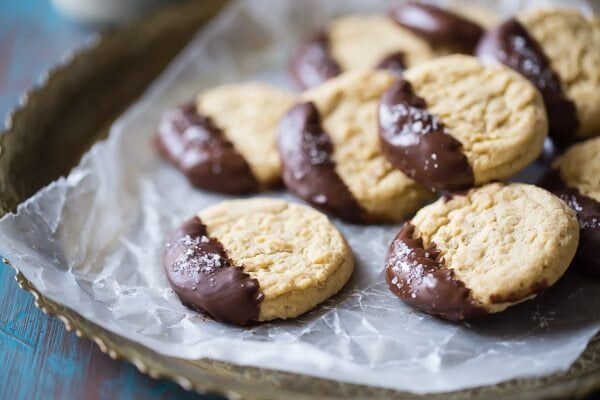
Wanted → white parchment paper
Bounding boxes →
[2,0,600,393]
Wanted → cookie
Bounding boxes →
[385,183,579,320]
[291,14,434,89]
[155,83,295,193]
[278,70,434,223]
[541,136,600,277]
[290,4,491,90]
[163,198,354,325]
[378,55,547,192]
[477,9,600,145]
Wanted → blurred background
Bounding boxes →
[0,2,223,399]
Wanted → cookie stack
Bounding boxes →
[155,2,599,325]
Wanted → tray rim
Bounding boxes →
[1,1,600,399]
[5,256,600,400]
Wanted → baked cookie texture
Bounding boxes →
[552,136,600,202]
[519,9,600,139]
[401,55,547,186]
[394,183,579,317]
[199,198,354,321]
[197,83,296,187]
[327,14,434,72]
[290,14,437,90]
[297,69,434,222]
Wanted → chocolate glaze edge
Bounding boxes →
[385,223,485,321]
[154,103,259,194]
[476,18,579,146]
[376,51,407,76]
[291,30,341,90]
[378,78,475,192]
[390,1,484,53]
[277,101,369,224]
[540,170,600,277]
[163,217,263,326]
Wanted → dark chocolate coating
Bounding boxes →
[376,51,407,76]
[163,217,263,326]
[541,170,600,277]
[277,101,367,223]
[378,79,474,192]
[390,1,484,53]
[154,103,259,194]
[385,223,485,321]
[291,31,341,90]
[476,18,579,146]
[291,30,409,88]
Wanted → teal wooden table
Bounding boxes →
[0,1,221,399]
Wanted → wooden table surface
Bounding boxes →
[0,1,221,399]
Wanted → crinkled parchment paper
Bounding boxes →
[1,0,599,393]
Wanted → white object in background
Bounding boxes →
[51,0,178,25]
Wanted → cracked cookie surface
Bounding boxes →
[328,14,434,72]
[402,55,547,185]
[197,83,296,188]
[298,70,434,222]
[199,198,354,321]
[543,136,600,277]
[407,183,579,314]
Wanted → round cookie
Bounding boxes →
[291,14,434,89]
[290,4,492,90]
[163,198,354,325]
[477,9,600,145]
[155,83,295,194]
[541,136,600,277]
[385,183,579,321]
[278,69,434,223]
[378,55,547,192]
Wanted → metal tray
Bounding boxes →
[1,1,599,398]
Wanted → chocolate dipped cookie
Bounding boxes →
[164,199,354,325]
[278,70,434,223]
[385,183,579,320]
[378,55,547,192]
[477,9,600,146]
[291,14,433,89]
[155,83,296,193]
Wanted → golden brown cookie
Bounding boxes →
[385,183,579,320]
[163,199,354,325]
[378,55,547,192]
[155,83,295,194]
[291,3,494,89]
[291,14,434,89]
[278,70,434,223]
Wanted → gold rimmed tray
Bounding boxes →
[1,1,599,399]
